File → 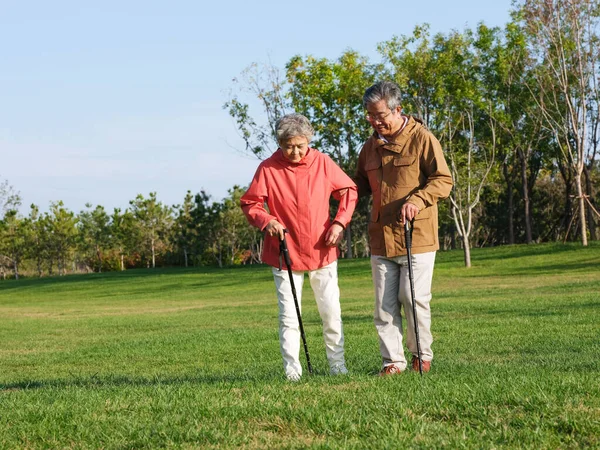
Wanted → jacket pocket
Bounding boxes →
[414,207,431,221]
[393,155,419,186]
[393,156,416,167]
[412,207,434,247]
[365,158,382,201]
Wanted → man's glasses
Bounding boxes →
[366,110,394,123]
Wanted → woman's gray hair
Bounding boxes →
[363,81,402,110]
[275,113,314,144]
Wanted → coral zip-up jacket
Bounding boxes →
[241,148,358,271]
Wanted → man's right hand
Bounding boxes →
[265,220,286,241]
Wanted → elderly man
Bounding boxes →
[354,81,453,375]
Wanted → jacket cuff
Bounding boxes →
[258,215,278,231]
[406,196,425,211]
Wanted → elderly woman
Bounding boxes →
[240,113,358,381]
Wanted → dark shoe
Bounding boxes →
[411,356,431,373]
[379,364,402,376]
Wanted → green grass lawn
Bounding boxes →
[1,243,599,449]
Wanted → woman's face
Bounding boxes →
[280,136,309,163]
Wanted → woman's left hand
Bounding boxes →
[325,222,344,247]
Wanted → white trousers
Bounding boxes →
[272,261,345,378]
[371,252,436,370]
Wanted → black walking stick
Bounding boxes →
[279,230,313,375]
[404,220,423,377]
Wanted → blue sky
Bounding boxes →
[1,0,513,215]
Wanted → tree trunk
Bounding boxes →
[184,247,188,267]
[120,253,125,271]
[517,149,533,244]
[13,259,19,280]
[462,235,472,268]
[575,169,588,246]
[151,238,156,268]
[584,165,597,241]
[346,225,353,259]
[558,162,573,241]
[502,161,515,244]
[96,245,102,273]
[451,206,471,268]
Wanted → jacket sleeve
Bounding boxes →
[326,156,358,228]
[407,132,453,210]
[240,164,278,231]
[354,143,373,198]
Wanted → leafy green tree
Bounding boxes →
[173,191,196,267]
[286,51,377,171]
[27,205,50,277]
[46,201,78,276]
[225,186,263,265]
[110,208,137,271]
[184,190,221,266]
[129,193,173,268]
[0,177,20,218]
[0,210,29,279]
[77,204,111,272]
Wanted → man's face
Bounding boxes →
[280,136,309,163]
[366,99,403,138]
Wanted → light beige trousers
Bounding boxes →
[272,261,345,378]
[371,252,436,370]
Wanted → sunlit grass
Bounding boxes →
[1,242,599,448]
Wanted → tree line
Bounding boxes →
[2,0,599,278]
[0,186,264,279]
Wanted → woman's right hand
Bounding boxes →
[265,220,286,241]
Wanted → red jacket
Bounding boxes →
[241,148,358,271]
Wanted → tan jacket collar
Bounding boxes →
[374,116,421,154]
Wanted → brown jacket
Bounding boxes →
[355,116,453,256]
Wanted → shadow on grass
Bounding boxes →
[0,371,284,392]
[0,265,274,293]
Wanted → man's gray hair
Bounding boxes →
[363,81,402,110]
[275,113,314,143]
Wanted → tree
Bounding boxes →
[110,208,136,271]
[0,178,21,217]
[517,0,600,246]
[224,61,291,160]
[476,22,545,244]
[77,204,111,272]
[173,191,196,267]
[129,193,173,268]
[27,205,50,277]
[0,211,29,279]
[46,201,78,276]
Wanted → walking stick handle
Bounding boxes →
[279,230,292,267]
[404,220,413,247]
